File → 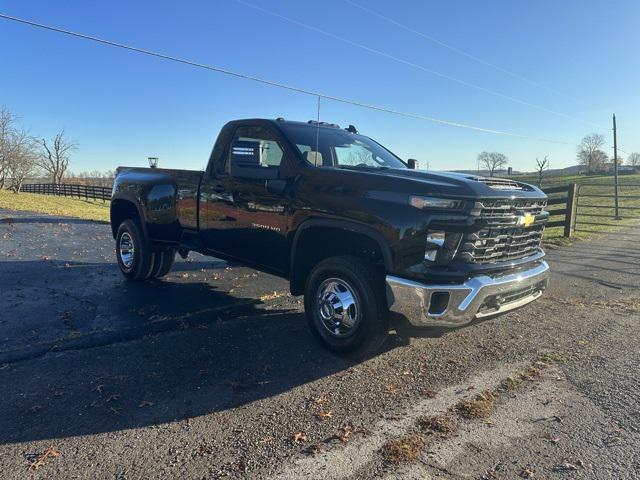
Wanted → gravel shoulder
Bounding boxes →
[1,209,638,479]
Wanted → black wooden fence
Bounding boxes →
[19,181,581,236]
[541,184,577,237]
[20,183,112,202]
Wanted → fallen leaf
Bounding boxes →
[292,432,308,444]
[313,393,329,405]
[576,459,592,470]
[553,462,578,472]
[259,291,288,301]
[384,385,401,395]
[334,425,354,443]
[29,446,60,470]
[518,467,535,478]
[542,433,560,443]
[317,410,333,420]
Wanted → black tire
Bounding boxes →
[304,255,389,357]
[115,219,155,281]
[150,248,176,279]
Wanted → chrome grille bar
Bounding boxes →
[460,200,548,264]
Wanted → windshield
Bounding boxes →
[278,123,407,169]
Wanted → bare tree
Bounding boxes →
[7,130,38,192]
[535,155,549,187]
[37,130,77,184]
[0,106,19,189]
[627,152,640,167]
[577,133,606,174]
[67,169,115,187]
[477,151,508,177]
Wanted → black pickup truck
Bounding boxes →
[111,118,549,356]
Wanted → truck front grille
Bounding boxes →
[458,224,545,263]
[472,200,547,223]
[459,200,548,264]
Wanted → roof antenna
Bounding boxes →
[314,95,321,167]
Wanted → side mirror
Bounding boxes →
[407,158,419,169]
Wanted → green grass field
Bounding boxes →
[0,189,110,222]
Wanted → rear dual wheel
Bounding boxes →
[115,219,175,281]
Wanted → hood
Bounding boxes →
[368,168,546,200]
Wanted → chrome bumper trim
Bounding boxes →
[386,261,549,328]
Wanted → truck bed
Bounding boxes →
[113,166,204,236]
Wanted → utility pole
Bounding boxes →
[613,114,620,219]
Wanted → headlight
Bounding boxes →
[409,196,465,210]
[424,231,463,264]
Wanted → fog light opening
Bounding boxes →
[428,292,450,315]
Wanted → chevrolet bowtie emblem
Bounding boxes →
[517,213,535,227]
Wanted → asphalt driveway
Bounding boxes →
[1,209,638,479]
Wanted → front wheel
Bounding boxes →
[115,219,155,281]
[304,255,389,358]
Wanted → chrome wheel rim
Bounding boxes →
[316,278,360,337]
[119,232,135,269]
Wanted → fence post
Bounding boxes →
[564,183,578,238]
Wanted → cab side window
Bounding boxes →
[227,126,284,173]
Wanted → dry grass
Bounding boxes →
[547,295,640,315]
[417,414,458,435]
[500,364,544,392]
[591,298,640,314]
[455,391,497,419]
[381,434,427,463]
[537,353,566,364]
[0,189,110,222]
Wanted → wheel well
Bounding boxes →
[110,199,141,238]
[290,226,387,295]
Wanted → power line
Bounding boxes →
[234,0,601,129]
[341,0,574,102]
[0,12,571,144]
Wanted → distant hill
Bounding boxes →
[452,165,584,177]
[544,165,584,176]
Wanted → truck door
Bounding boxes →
[200,124,292,274]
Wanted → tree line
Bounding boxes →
[476,133,640,186]
[0,106,78,192]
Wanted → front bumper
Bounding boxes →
[386,261,549,328]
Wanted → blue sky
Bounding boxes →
[1,0,638,173]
